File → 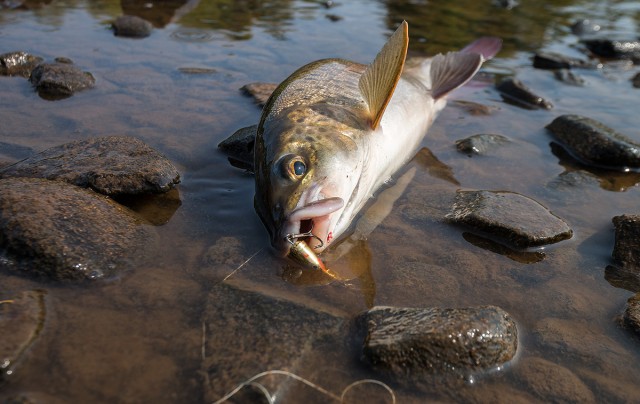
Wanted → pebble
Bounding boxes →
[533,51,591,69]
[29,62,95,100]
[455,133,511,156]
[0,135,180,196]
[240,82,278,107]
[112,15,153,38]
[447,190,573,248]
[0,51,43,78]
[496,78,553,110]
[546,114,640,170]
[553,69,585,86]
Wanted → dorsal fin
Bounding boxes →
[430,51,483,100]
[358,21,409,130]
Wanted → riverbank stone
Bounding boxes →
[496,78,553,110]
[547,114,640,170]
[0,51,43,77]
[0,290,46,384]
[112,15,153,38]
[0,177,155,281]
[447,190,573,248]
[0,136,180,196]
[612,215,640,271]
[357,305,518,377]
[455,133,511,156]
[29,62,95,99]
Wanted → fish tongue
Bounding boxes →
[288,197,344,221]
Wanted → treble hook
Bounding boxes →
[284,222,324,249]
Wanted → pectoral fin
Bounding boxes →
[358,21,409,130]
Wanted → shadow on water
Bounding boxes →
[1,0,640,402]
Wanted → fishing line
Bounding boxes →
[222,247,264,282]
[211,369,396,404]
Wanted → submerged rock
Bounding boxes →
[218,125,256,171]
[571,19,601,37]
[553,69,585,86]
[29,62,95,100]
[0,177,155,281]
[202,283,345,402]
[533,51,591,70]
[0,136,180,196]
[623,293,640,336]
[546,114,640,170]
[605,264,640,293]
[612,215,640,271]
[0,51,43,78]
[240,82,277,107]
[357,306,517,377]
[112,15,153,38]
[496,78,553,110]
[0,290,46,383]
[516,357,596,403]
[447,190,572,248]
[632,72,640,88]
[455,133,511,156]
[583,39,640,60]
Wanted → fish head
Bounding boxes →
[254,107,365,258]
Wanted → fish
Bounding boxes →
[253,21,501,269]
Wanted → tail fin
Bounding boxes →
[431,37,502,100]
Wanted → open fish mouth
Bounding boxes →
[280,197,344,257]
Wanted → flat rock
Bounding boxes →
[357,305,518,376]
[0,290,46,383]
[0,136,180,196]
[0,177,155,281]
[496,78,553,110]
[29,62,95,100]
[546,114,640,170]
[0,51,43,78]
[112,15,153,38]
[612,214,640,270]
[217,125,256,171]
[240,82,277,107]
[455,133,511,156]
[623,293,640,336]
[533,51,591,69]
[516,357,596,403]
[583,39,640,60]
[202,283,345,402]
[447,190,573,248]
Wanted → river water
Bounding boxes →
[1,0,640,402]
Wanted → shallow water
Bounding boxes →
[1,0,640,402]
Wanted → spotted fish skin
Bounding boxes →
[254,22,501,262]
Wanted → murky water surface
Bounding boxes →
[2,0,640,402]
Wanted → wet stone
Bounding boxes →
[546,114,640,170]
[571,19,601,37]
[0,135,180,196]
[496,77,553,110]
[605,264,640,293]
[240,82,277,107]
[218,124,256,171]
[29,62,95,100]
[0,51,43,78]
[357,305,518,377]
[632,72,640,88]
[583,39,640,60]
[0,177,155,281]
[612,215,640,271]
[533,51,591,70]
[516,357,596,403]
[553,69,585,86]
[112,15,153,38]
[202,283,345,402]
[455,133,511,156]
[623,293,640,336]
[447,190,573,248]
[0,290,46,384]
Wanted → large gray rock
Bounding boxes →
[0,177,155,281]
[546,114,640,170]
[0,136,180,196]
[447,190,573,248]
[0,51,43,78]
[612,214,640,270]
[357,305,518,376]
[29,62,95,99]
[0,291,46,384]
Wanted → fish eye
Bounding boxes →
[286,156,307,179]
